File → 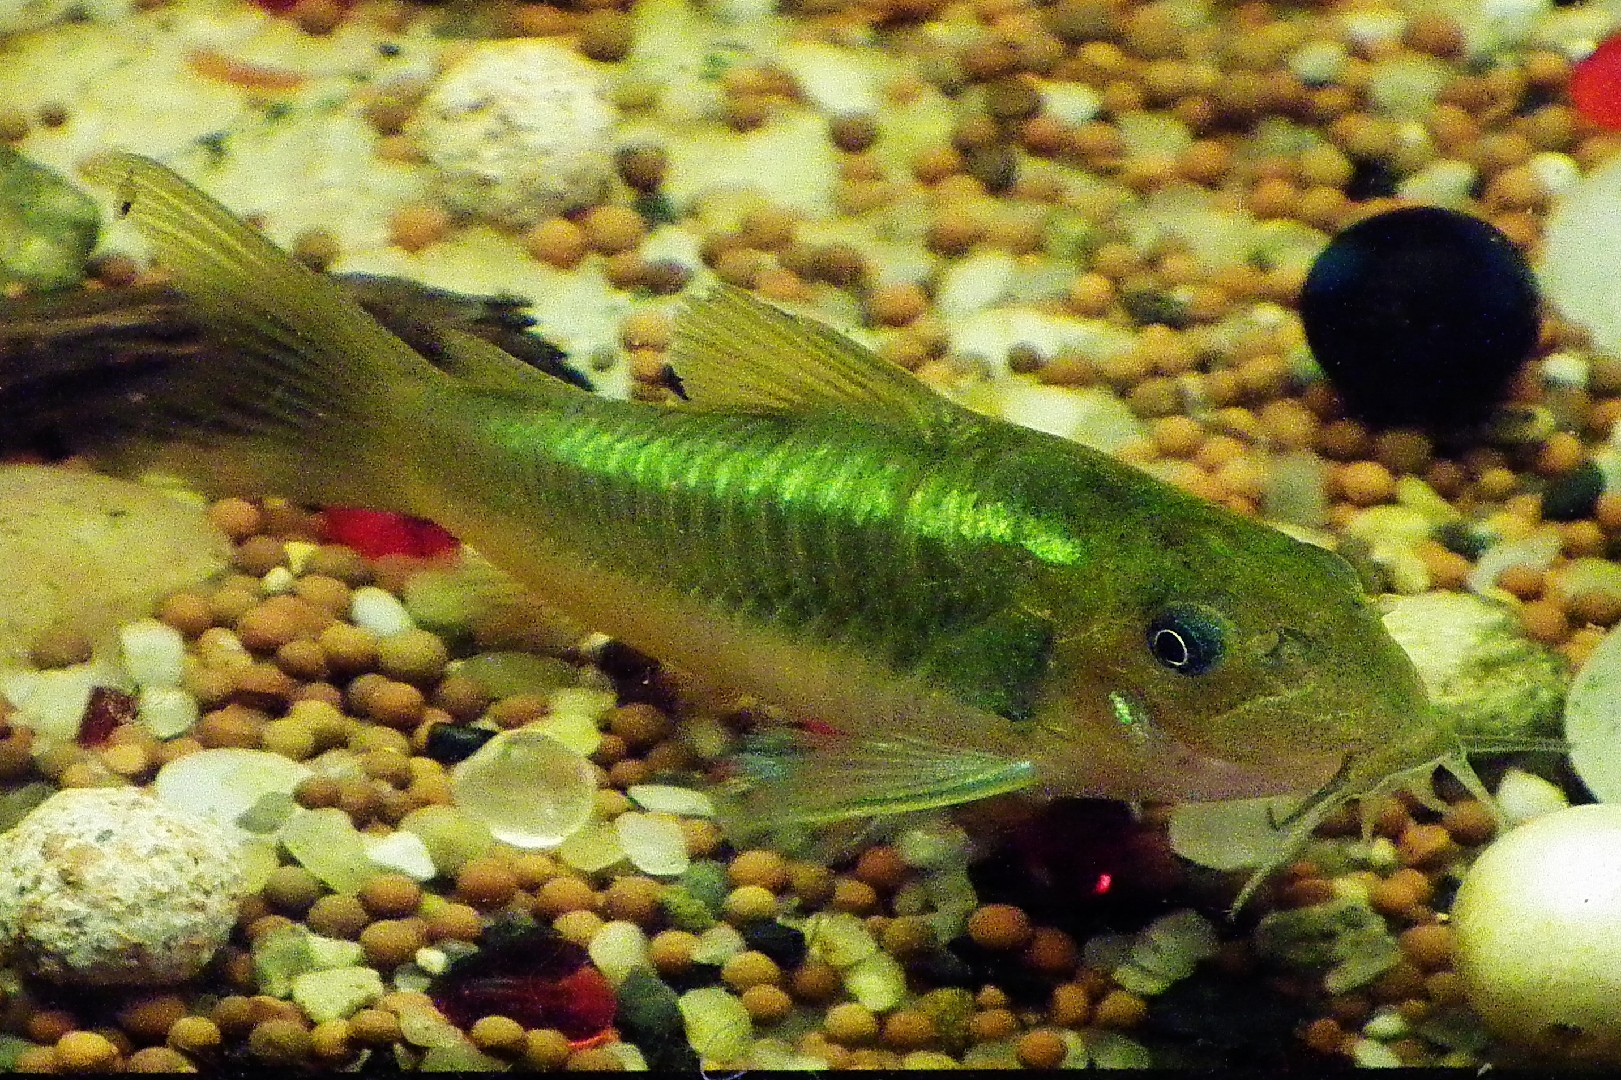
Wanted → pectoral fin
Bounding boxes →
[713,728,1035,834]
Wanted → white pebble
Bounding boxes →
[1351,1038,1405,1068]
[895,821,972,870]
[537,687,615,756]
[281,808,382,895]
[260,566,296,596]
[284,541,318,575]
[1495,767,1569,825]
[679,987,753,1064]
[615,812,690,877]
[1087,1032,1154,1069]
[119,618,186,689]
[692,924,747,966]
[1112,961,1173,996]
[153,748,313,833]
[1397,159,1477,207]
[558,819,627,873]
[588,920,651,986]
[844,952,906,1012]
[627,784,715,818]
[1288,40,1348,85]
[1363,1006,1408,1040]
[935,251,1017,319]
[1542,351,1589,389]
[1529,152,1581,199]
[291,966,385,1024]
[137,686,199,739]
[803,912,877,969]
[1038,81,1102,125]
[363,830,438,882]
[1143,908,1220,962]
[1341,9,1406,50]
[349,586,415,636]
[415,946,451,975]
[4,667,96,743]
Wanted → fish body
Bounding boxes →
[79,155,1488,898]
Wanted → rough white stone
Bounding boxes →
[414,41,617,227]
[0,788,244,985]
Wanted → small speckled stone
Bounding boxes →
[291,965,386,1023]
[0,788,244,985]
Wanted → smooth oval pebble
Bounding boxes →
[453,652,580,698]
[281,807,380,894]
[559,819,627,873]
[615,812,690,877]
[399,805,494,875]
[1565,625,1621,803]
[678,987,753,1063]
[450,727,596,848]
[588,920,651,986]
[153,748,314,831]
[626,784,715,818]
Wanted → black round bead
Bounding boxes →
[1299,206,1540,429]
[423,722,498,764]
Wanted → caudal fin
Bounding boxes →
[77,152,444,508]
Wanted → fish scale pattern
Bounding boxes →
[469,397,1057,714]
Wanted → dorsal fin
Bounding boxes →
[438,329,587,400]
[670,283,966,433]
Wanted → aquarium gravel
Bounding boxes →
[5,0,1621,1071]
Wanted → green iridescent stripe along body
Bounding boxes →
[424,386,1115,723]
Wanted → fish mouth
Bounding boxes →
[1165,685,1353,790]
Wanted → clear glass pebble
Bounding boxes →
[450,727,596,849]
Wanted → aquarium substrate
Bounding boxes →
[3,0,1621,1070]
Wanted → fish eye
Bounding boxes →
[1147,605,1226,675]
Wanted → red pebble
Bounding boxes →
[321,507,460,559]
[77,687,137,748]
[430,930,616,1041]
[1572,35,1621,131]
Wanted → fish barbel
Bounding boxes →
[79,152,1503,904]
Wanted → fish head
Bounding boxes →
[1038,509,1454,803]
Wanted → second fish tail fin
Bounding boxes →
[77,152,445,510]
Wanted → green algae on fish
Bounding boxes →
[79,152,1508,905]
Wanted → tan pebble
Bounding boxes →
[1396,823,1456,868]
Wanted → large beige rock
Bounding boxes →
[0,465,230,667]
